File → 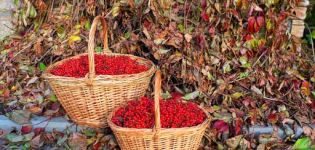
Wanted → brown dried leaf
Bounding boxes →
[68,133,88,150]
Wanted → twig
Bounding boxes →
[281,85,294,98]
[252,50,268,67]
[50,0,55,15]
[34,47,53,64]
[105,9,113,18]
[9,41,35,62]
[263,96,300,109]
[305,23,315,62]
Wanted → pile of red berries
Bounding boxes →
[50,54,148,78]
[111,93,207,128]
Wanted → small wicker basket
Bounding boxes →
[108,70,211,150]
[42,16,155,128]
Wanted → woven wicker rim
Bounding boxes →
[107,70,211,133]
[42,16,155,83]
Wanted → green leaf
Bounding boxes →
[50,95,58,102]
[223,61,231,73]
[265,0,280,7]
[56,26,66,39]
[111,3,120,18]
[239,56,251,68]
[207,72,214,81]
[84,21,91,30]
[266,19,273,31]
[312,91,315,98]
[161,91,171,99]
[69,35,81,43]
[34,19,42,32]
[177,24,185,33]
[124,31,131,39]
[239,56,247,65]
[95,46,103,53]
[29,5,37,18]
[239,72,249,79]
[5,134,24,142]
[293,137,311,150]
[83,129,96,137]
[311,30,315,39]
[183,91,200,100]
[74,24,81,30]
[306,34,313,44]
[212,105,221,111]
[39,62,46,71]
[23,132,35,141]
[22,142,31,150]
[242,63,251,68]
[231,92,243,99]
[13,0,19,5]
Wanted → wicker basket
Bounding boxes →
[108,70,211,150]
[42,16,155,128]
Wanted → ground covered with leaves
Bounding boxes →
[0,0,314,149]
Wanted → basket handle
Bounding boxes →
[153,70,162,133]
[88,16,111,79]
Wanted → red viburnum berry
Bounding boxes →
[112,93,207,128]
[50,54,148,77]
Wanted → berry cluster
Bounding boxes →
[111,93,207,128]
[50,54,148,77]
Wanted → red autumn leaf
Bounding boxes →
[201,11,209,22]
[267,113,278,124]
[8,51,14,59]
[143,20,152,30]
[247,16,256,33]
[21,124,33,134]
[223,22,230,31]
[256,16,265,27]
[247,16,264,33]
[201,0,207,9]
[34,127,45,136]
[213,120,229,133]
[311,101,315,109]
[243,34,253,41]
[292,79,301,91]
[92,142,102,150]
[234,118,243,135]
[302,81,310,88]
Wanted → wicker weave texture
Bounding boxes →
[108,71,211,150]
[42,16,155,128]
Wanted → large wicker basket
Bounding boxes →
[42,16,155,128]
[108,70,211,150]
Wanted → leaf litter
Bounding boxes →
[0,0,314,149]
